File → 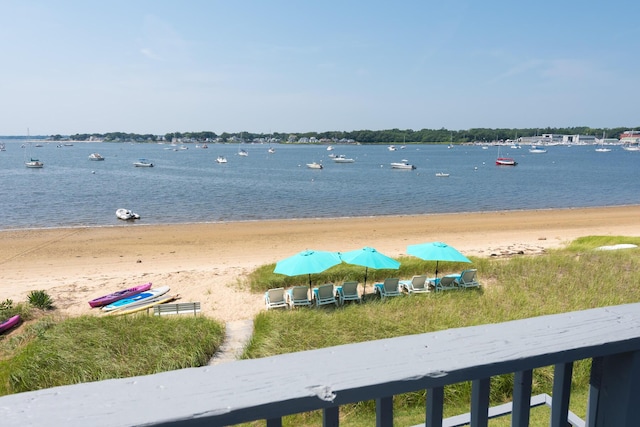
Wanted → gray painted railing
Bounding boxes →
[3,303,640,426]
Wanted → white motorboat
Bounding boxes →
[216,156,228,163]
[116,208,140,220]
[387,145,397,151]
[25,158,44,168]
[238,149,248,157]
[529,146,547,153]
[133,159,154,167]
[88,153,105,161]
[333,155,355,163]
[390,160,416,170]
[268,147,275,154]
[306,162,323,169]
[435,172,450,177]
[326,145,334,151]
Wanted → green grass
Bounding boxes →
[242,236,640,426]
[0,314,225,395]
[0,235,638,426]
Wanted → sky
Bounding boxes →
[1,0,639,136]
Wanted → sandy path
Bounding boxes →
[1,206,638,323]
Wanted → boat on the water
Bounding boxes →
[529,146,547,153]
[268,147,275,154]
[387,145,397,151]
[116,208,140,220]
[333,155,355,163]
[88,282,153,308]
[25,158,44,168]
[101,286,171,312]
[216,156,228,163]
[390,160,416,170]
[238,149,248,157]
[0,314,21,333]
[435,172,450,177]
[88,153,105,161]
[133,159,153,167]
[306,162,323,169]
[496,157,518,166]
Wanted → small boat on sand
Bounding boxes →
[102,286,171,312]
[88,283,153,308]
[0,315,21,333]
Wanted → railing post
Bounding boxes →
[426,387,444,427]
[550,362,573,427]
[266,418,282,427]
[376,396,393,427]
[511,370,533,427]
[323,406,339,427]
[470,378,490,427]
[586,351,640,427]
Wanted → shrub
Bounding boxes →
[27,291,54,310]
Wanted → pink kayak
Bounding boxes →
[88,283,152,308]
[0,314,21,333]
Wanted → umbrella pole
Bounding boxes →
[435,260,439,279]
[308,274,313,300]
[362,267,368,300]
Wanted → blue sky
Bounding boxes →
[1,0,639,135]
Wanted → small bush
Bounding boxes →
[27,291,54,310]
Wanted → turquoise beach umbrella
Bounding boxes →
[339,247,400,298]
[406,241,471,278]
[274,249,342,293]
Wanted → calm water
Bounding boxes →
[0,141,638,230]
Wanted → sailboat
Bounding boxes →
[24,129,44,168]
[238,133,248,156]
[595,132,611,152]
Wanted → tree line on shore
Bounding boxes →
[40,125,638,143]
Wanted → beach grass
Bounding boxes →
[0,314,225,395]
[243,236,640,426]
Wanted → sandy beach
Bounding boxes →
[1,206,639,323]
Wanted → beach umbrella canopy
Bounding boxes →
[340,247,400,298]
[274,249,342,292]
[406,241,471,278]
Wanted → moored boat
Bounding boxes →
[25,158,44,168]
[333,155,355,163]
[306,162,323,169]
[496,157,518,166]
[133,159,153,167]
[390,160,416,170]
[435,172,450,177]
[88,282,153,308]
[88,153,105,161]
[116,208,140,220]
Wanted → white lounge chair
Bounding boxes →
[373,278,402,299]
[313,283,339,307]
[455,269,481,289]
[335,281,361,305]
[286,286,312,308]
[434,275,458,292]
[400,275,429,294]
[264,287,288,310]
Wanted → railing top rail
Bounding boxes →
[3,303,640,427]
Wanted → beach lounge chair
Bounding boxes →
[335,281,361,305]
[434,275,458,292]
[286,286,312,308]
[313,283,339,307]
[264,287,288,310]
[455,269,481,289]
[373,278,401,299]
[399,275,429,294]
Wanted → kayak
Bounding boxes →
[0,315,21,333]
[101,286,170,312]
[88,283,153,308]
[110,294,179,316]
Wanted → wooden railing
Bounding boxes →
[3,303,640,426]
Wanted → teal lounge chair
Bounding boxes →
[313,283,339,307]
[400,275,429,294]
[373,278,401,299]
[434,275,458,292]
[335,281,361,305]
[264,287,288,310]
[455,269,481,289]
[286,286,312,308]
